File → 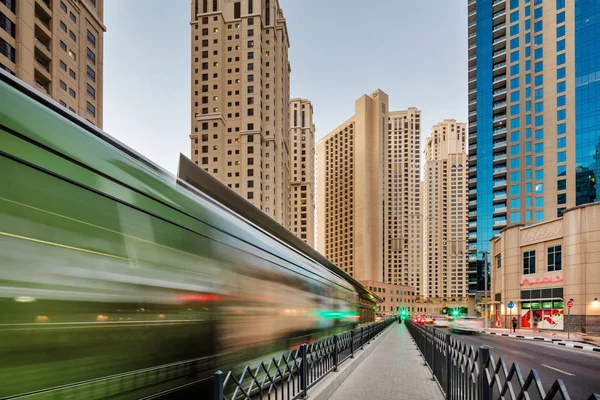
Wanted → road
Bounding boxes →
[438,329,600,400]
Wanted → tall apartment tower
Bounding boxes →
[0,0,105,127]
[423,120,468,299]
[289,98,315,247]
[316,89,388,282]
[190,0,291,226]
[467,0,600,293]
[386,109,422,293]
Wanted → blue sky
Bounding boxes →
[104,0,467,174]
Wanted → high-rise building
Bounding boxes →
[316,89,388,282]
[386,109,422,293]
[423,120,468,299]
[0,0,105,127]
[467,0,600,293]
[190,0,291,226]
[289,98,315,247]
[316,90,423,292]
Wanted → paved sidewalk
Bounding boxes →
[329,324,443,400]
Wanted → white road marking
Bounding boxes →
[541,364,575,376]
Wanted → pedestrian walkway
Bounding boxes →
[329,324,443,400]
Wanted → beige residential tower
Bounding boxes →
[289,98,315,247]
[423,120,468,299]
[0,0,105,126]
[190,0,291,226]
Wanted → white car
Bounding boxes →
[450,317,483,333]
[433,317,450,328]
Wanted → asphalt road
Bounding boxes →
[439,329,600,400]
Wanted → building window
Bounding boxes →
[547,246,562,271]
[89,0,96,7]
[60,41,67,51]
[69,11,76,23]
[69,31,76,41]
[87,48,96,65]
[523,251,536,274]
[496,255,501,268]
[86,101,95,117]
[60,21,67,32]
[87,30,96,47]
[59,80,67,90]
[86,83,95,99]
[60,60,67,71]
[234,2,241,19]
[68,88,76,98]
[87,66,95,82]
[60,1,67,12]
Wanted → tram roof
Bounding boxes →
[177,154,382,304]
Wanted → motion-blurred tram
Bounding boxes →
[0,70,373,398]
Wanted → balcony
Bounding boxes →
[470,121,477,128]
[493,219,507,227]
[469,132,477,141]
[468,110,477,117]
[469,32,477,40]
[469,144,477,151]
[493,88,507,97]
[493,74,506,83]
[493,179,507,189]
[468,54,477,62]
[493,166,507,175]
[469,244,478,252]
[492,22,506,33]
[493,153,507,162]
[493,100,506,109]
[468,10,477,18]
[469,221,478,227]
[493,114,507,123]
[493,36,506,45]
[468,88,477,95]
[469,211,477,218]
[469,99,477,106]
[492,49,506,59]
[492,9,506,20]
[493,127,507,137]
[492,0,506,6]
[469,177,477,185]
[469,188,478,195]
[469,200,477,207]
[493,140,507,150]
[469,166,477,173]
[493,206,507,215]
[469,21,477,30]
[492,61,506,71]
[468,65,477,73]
[493,192,507,202]
[468,233,478,241]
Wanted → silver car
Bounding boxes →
[450,317,483,333]
[433,317,450,328]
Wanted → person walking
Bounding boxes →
[512,317,517,333]
[532,312,540,334]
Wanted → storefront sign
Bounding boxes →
[519,276,564,286]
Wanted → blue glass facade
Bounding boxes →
[575,0,600,205]
[470,0,494,293]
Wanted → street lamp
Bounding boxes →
[483,250,489,330]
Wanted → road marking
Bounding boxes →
[541,364,575,376]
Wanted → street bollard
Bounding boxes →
[299,344,308,398]
[333,335,339,371]
[445,333,452,400]
[350,329,355,358]
[213,370,224,400]
[478,346,491,400]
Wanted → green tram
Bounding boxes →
[0,71,361,398]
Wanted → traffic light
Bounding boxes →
[400,308,408,320]
[452,308,460,317]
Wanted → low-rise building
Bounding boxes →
[362,280,415,317]
[490,203,600,333]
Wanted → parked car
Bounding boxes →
[450,317,483,333]
[433,317,450,328]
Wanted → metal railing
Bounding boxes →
[406,322,600,400]
[213,318,395,400]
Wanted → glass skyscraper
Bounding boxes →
[468,0,600,293]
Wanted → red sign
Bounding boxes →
[567,300,574,309]
[520,276,564,286]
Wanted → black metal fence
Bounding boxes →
[213,317,395,400]
[406,321,600,400]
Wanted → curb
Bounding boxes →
[480,330,600,353]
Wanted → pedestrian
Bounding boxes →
[512,317,517,333]
[532,312,540,334]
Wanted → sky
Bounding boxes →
[104,0,467,175]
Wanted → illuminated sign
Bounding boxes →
[519,276,563,286]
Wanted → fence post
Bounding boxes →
[213,370,224,400]
[478,346,491,400]
[350,329,355,358]
[445,333,452,400]
[360,327,364,349]
[333,335,339,371]
[431,328,436,381]
[423,326,428,366]
[299,343,308,398]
